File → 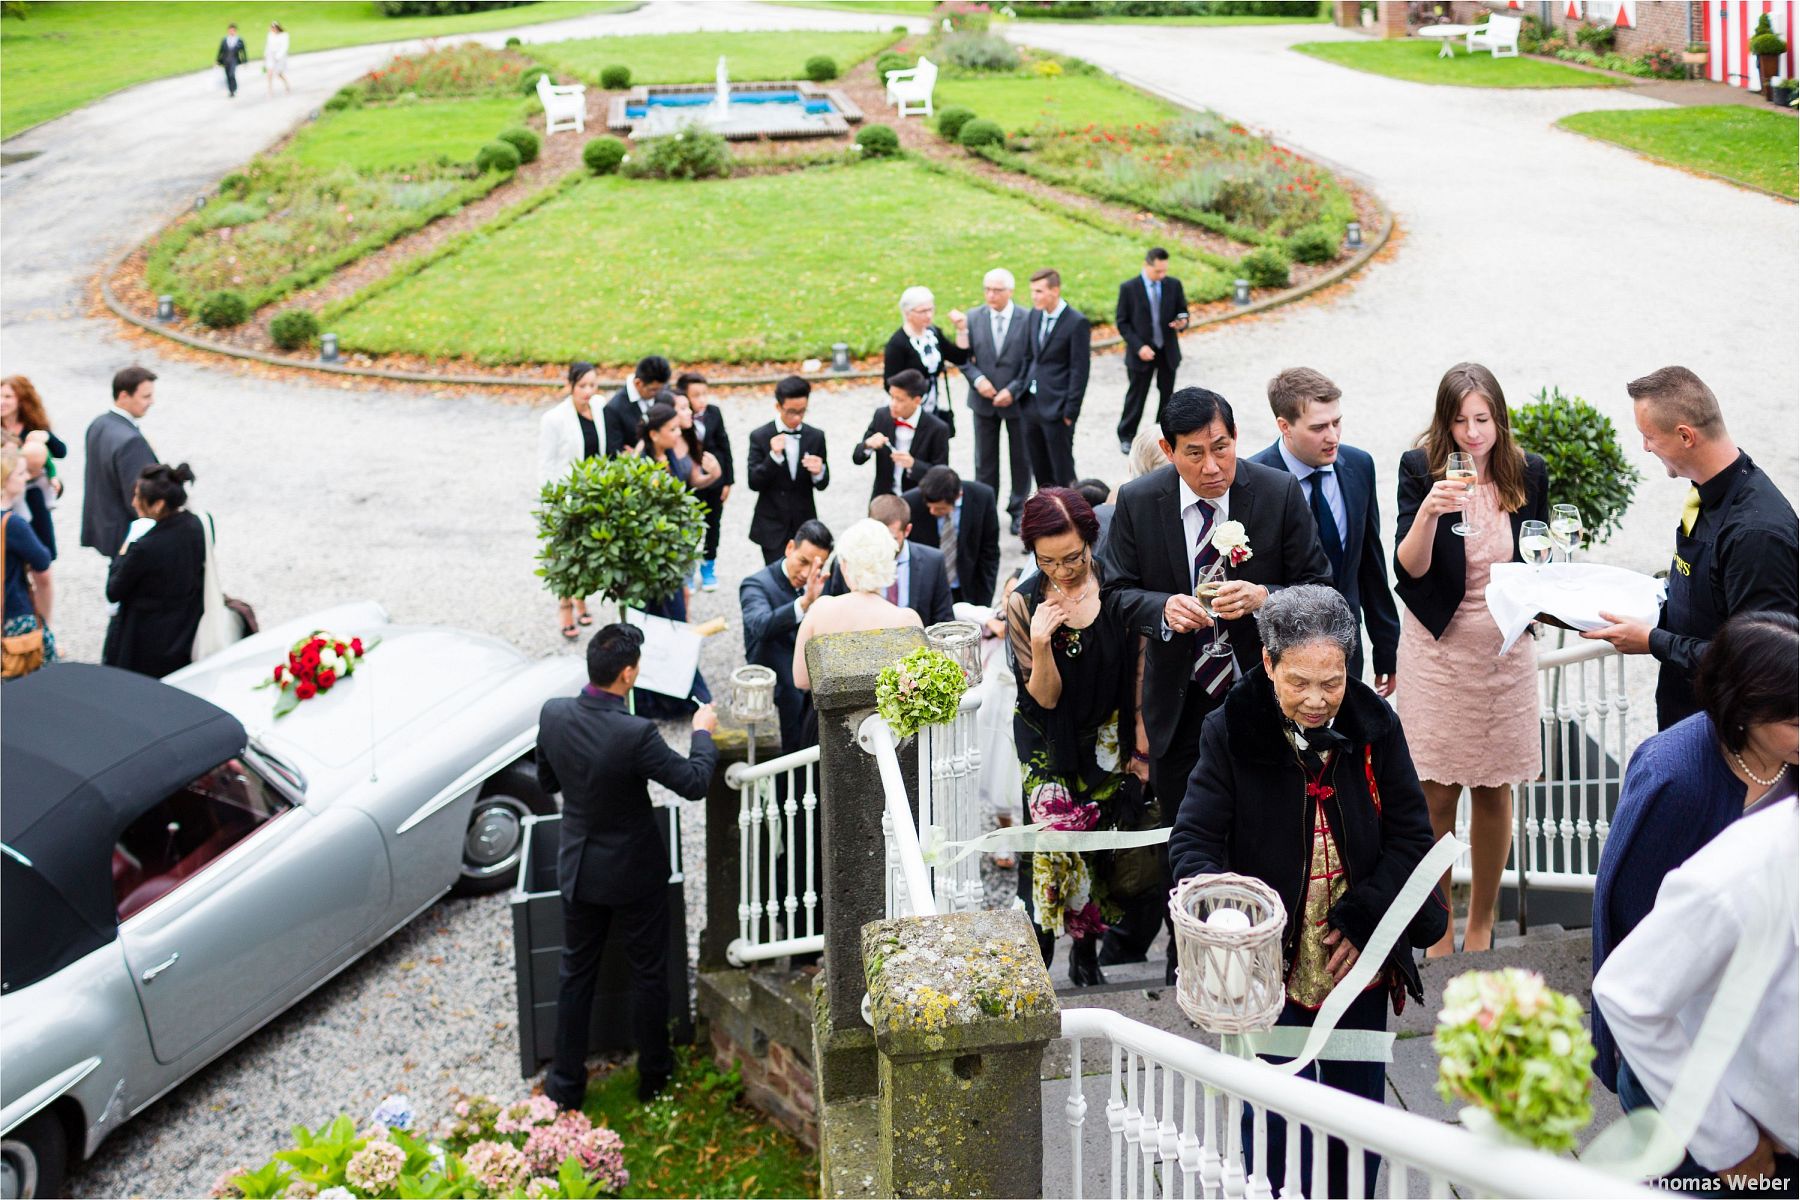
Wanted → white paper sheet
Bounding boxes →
[1485,562,1666,655]
[622,607,703,699]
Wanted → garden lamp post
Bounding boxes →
[156,295,174,323]
[1233,279,1251,306]
[1345,220,1363,248]
[831,343,851,373]
[320,333,340,363]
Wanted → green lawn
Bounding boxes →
[1558,105,1799,198]
[330,157,1228,364]
[935,72,1179,131]
[766,0,940,14]
[583,1049,817,1199]
[1291,38,1623,87]
[533,28,901,85]
[285,95,529,172]
[0,0,632,140]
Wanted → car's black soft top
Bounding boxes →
[3,663,246,993]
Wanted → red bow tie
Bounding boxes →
[895,419,913,429]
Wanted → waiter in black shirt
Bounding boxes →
[537,625,718,1107]
[1584,366,1798,729]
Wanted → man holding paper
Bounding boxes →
[1585,367,1798,730]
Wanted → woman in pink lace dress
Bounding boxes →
[1393,363,1548,955]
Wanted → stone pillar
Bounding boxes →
[699,723,780,973]
[1332,0,1361,28]
[1378,0,1410,38]
[807,626,927,1104]
[864,909,1061,1199]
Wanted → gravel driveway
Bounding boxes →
[4,8,1793,1198]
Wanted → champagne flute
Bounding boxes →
[1447,451,1478,537]
[1519,520,1553,574]
[1550,504,1584,565]
[1193,558,1232,659]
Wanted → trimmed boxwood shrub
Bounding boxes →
[269,309,321,350]
[504,35,522,47]
[497,126,540,165]
[805,55,839,82]
[198,290,250,329]
[856,123,901,158]
[1239,245,1291,288]
[957,118,1004,149]
[935,105,976,141]
[518,65,552,94]
[1286,225,1337,265]
[600,64,632,89]
[583,136,628,175]
[622,127,731,180]
[475,140,522,174]
[875,51,911,80]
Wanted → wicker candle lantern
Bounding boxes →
[729,665,777,725]
[924,620,982,685]
[1170,872,1287,1035]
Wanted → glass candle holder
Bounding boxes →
[729,664,777,724]
[925,620,982,685]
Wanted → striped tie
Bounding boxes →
[1191,502,1233,696]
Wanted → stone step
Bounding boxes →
[1398,928,1594,1037]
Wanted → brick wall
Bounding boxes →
[710,1026,819,1150]
[1449,1,1693,54]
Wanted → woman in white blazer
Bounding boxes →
[538,361,602,639]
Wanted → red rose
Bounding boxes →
[296,682,317,700]
[301,646,320,667]
[351,638,364,655]
[334,642,348,657]
[273,664,285,682]
[317,669,337,690]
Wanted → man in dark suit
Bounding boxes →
[677,373,733,591]
[537,625,718,1108]
[1248,368,1399,693]
[851,369,948,501]
[216,23,247,98]
[1022,268,1090,490]
[81,365,160,561]
[958,267,1034,535]
[740,520,833,753]
[603,355,673,456]
[827,495,954,624]
[1098,387,1331,974]
[1114,247,1189,454]
[904,466,1001,607]
[746,376,830,564]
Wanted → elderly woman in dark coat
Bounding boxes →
[883,286,970,438]
[1169,585,1446,1199]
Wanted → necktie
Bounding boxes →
[1680,485,1701,537]
[1191,502,1232,696]
[940,512,959,588]
[1149,280,1163,348]
[884,578,900,605]
[1039,312,1056,347]
[993,307,1008,346]
[1309,471,1345,579]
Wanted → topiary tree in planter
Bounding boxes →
[1512,385,1642,546]
[536,454,706,618]
[1750,14,1788,99]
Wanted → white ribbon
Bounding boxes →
[918,820,1170,869]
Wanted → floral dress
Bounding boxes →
[1007,570,1136,939]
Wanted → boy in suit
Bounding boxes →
[537,625,717,1108]
[81,365,159,561]
[746,376,829,564]
[1248,367,1399,693]
[1023,268,1090,489]
[852,368,948,501]
[1114,247,1188,452]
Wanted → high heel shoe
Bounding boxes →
[1035,927,1056,970]
[1068,936,1107,988]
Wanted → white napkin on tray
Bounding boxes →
[1485,562,1666,655]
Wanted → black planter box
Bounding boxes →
[512,812,693,1078]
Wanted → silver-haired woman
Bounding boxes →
[884,286,970,438]
[1168,585,1445,1199]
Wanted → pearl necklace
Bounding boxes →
[1049,574,1092,604]
[1731,747,1786,789]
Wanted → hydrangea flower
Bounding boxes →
[444,1093,500,1140]
[525,1177,561,1199]
[284,1183,318,1199]
[1029,781,1100,831]
[464,1140,530,1194]
[207,1170,246,1199]
[1434,968,1595,1152]
[369,1093,414,1132]
[495,1094,559,1133]
[318,1190,355,1200]
[345,1139,406,1194]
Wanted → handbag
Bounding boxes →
[0,514,46,680]
[1105,774,1165,899]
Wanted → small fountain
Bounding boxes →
[609,53,862,142]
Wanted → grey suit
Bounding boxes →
[81,410,157,559]
[958,302,1033,516]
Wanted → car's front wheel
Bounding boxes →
[1,1111,66,1200]
[453,761,554,896]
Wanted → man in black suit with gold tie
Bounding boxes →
[538,625,717,1107]
[1098,387,1331,977]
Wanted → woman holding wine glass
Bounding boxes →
[1393,363,1549,955]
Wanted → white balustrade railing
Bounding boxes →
[859,714,940,921]
[722,744,822,966]
[1451,639,1634,894]
[860,693,985,922]
[1057,1007,1655,1200]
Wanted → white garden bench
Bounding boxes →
[885,56,938,118]
[536,74,587,135]
[1467,14,1522,57]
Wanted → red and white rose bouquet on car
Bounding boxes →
[255,629,377,717]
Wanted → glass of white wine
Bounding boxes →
[1447,451,1478,537]
[1550,504,1584,565]
[1519,520,1553,574]
[1194,558,1232,659]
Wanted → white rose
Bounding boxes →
[1093,711,1120,772]
[1210,519,1252,560]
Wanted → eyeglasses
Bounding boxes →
[1033,548,1090,573]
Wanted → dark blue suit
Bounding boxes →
[740,561,811,753]
[1249,441,1400,680]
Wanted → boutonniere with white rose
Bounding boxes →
[1211,520,1253,567]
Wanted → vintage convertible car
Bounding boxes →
[0,602,583,1198]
